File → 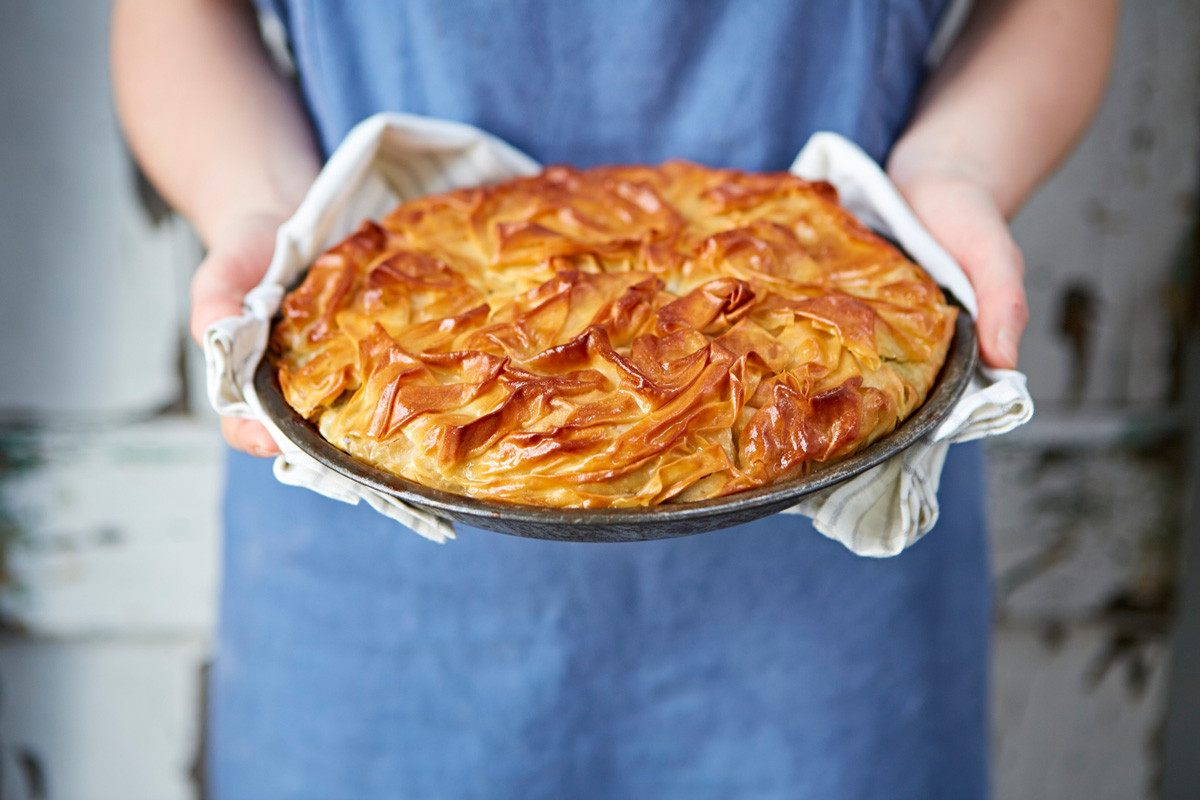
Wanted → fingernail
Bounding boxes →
[997,328,1018,367]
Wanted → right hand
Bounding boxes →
[190,212,288,457]
[888,169,1028,370]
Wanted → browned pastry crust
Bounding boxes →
[270,161,957,507]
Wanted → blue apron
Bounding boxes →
[212,2,989,798]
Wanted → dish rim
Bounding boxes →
[253,304,977,541]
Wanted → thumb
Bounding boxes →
[189,214,286,458]
[955,226,1028,370]
[895,176,1028,369]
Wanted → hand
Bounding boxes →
[190,212,288,457]
[888,170,1028,370]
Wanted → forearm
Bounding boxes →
[888,0,1121,217]
[111,0,320,245]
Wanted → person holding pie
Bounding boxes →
[112,1,1118,797]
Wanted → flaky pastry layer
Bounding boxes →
[270,161,956,507]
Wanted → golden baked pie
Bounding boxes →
[270,161,956,507]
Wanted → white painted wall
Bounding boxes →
[1011,0,1200,407]
[0,1,199,420]
[0,639,210,800]
[0,1,1197,799]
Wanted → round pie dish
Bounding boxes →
[254,308,976,543]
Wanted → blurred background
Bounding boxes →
[1,1,1199,798]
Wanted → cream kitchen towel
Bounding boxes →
[781,133,1033,556]
[203,114,1033,554]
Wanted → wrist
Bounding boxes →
[886,135,991,196]
[885,139,1022,226]
[189,160,317,247]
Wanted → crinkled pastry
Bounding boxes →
[270,161,956,507]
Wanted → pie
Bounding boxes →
[269,161,957,507]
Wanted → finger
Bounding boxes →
[953,228,1028,370]
[221,417,281,458]
[902,179,1029,370]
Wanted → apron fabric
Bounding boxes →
[212,2,990,798]
[261,0,948,168]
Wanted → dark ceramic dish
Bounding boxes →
[254,311,976,543]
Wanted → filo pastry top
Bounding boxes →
[270,161,956,507]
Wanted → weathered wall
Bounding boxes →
[987,2,1200,798]
[0,2,215,797]
[0,1,1197,799]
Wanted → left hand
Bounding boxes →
[190,211,291,457]
[888,171,1029,371]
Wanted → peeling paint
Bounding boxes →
[188,661,210,800]
[1057,284,1099,405]
[15,745,47,800]
[988,428,1185,624]
[0,420,222,637]
[0,434,40,593]
[1083,197,1125,234]
[1130,124,1158,153]
[0,435,43,478]
[993,624,1169,800]
[1090,590,1176,700]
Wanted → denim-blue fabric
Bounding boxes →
[260,0,949,168]
[212,2,990,798]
